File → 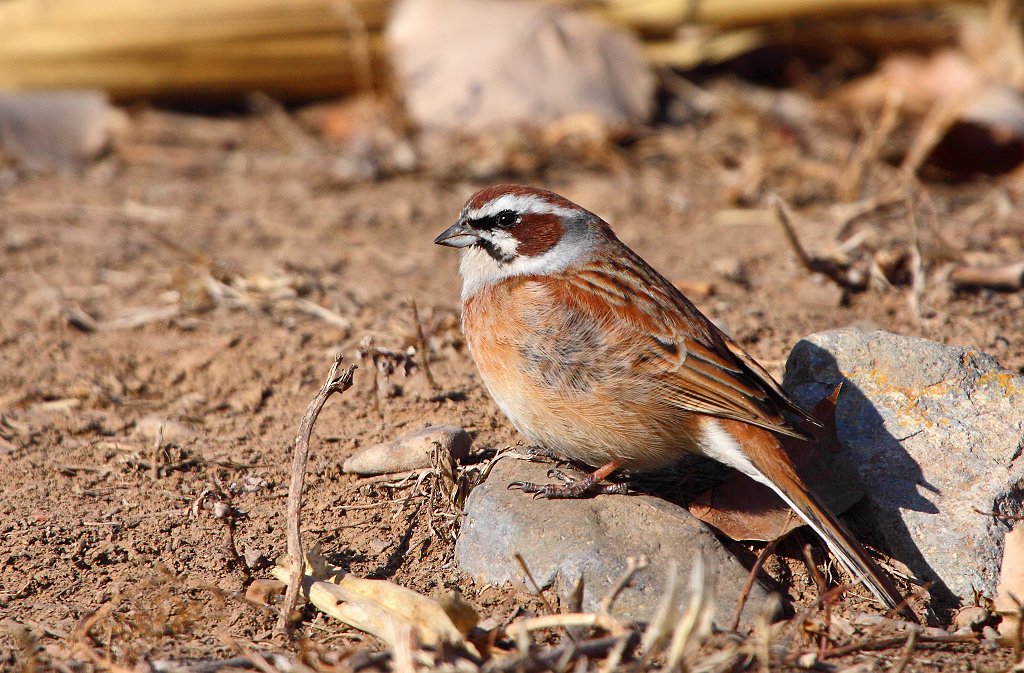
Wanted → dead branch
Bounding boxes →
[278,354,357,633]
[771,195,868,294]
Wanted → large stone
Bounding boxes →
[456,458,770,627]
[783,329,1024,605]
[387,0,653,131]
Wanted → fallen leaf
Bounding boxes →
[688,384,866,541]
[272,546,477,654]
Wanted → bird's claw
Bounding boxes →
[546,468,575,483]
[507,480,555,498]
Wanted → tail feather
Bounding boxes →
[755,458,916,622]
[705,419,917,622]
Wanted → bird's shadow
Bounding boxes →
[780,340,950,607]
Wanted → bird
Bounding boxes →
[434,184,916,621]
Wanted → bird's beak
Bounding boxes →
[433,221,479,248]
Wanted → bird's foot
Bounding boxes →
[508,467,632,499]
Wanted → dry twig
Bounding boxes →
[732,538,780,631]
[906,190,927,325]
[151,421,165,481]
[411,299,438,389]
[278,354,357,632]
[771,195,867,296]
[801,543,833,654]
[840,89,902,201]
[808,631,977,660]
[599,555,648,615]
[514,553,559,618]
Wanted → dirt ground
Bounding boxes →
[2,92,1024,671]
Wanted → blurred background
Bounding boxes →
[1,0,1023,177]
[3,1,1024,670]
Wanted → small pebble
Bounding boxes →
[243,546,267,570]
[343,424,471,476]
[245,578,286,605]
[952,605,994,632]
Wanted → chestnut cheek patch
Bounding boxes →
[512,213,564,257]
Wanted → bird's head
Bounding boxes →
[434,184,606,298]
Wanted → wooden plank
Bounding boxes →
[0,0,392,99]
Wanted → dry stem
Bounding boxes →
[278,354,357,633]
[410,299,438,389]
[732,538,779,631]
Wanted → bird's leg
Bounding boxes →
[509,460,629,498]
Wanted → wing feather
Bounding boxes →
[557,246,818,440]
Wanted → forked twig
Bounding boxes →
[771,195,868,294]
[277,355,357,632]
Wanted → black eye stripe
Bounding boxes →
[469,209,518,230]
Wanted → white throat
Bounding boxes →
[458,230,593,301]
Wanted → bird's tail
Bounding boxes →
[712,419,917,622]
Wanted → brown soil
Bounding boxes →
[2,97,1023,671]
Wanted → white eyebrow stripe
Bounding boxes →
[464,194,576,220]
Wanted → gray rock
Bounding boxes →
[783,329,1024,605]
[0,90,112,171]
[343,425,471,475]
[456,458,771,627]
[387,0,653,131]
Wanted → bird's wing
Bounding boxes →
[561,247,818,439]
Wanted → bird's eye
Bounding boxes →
[495,210,517,228]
